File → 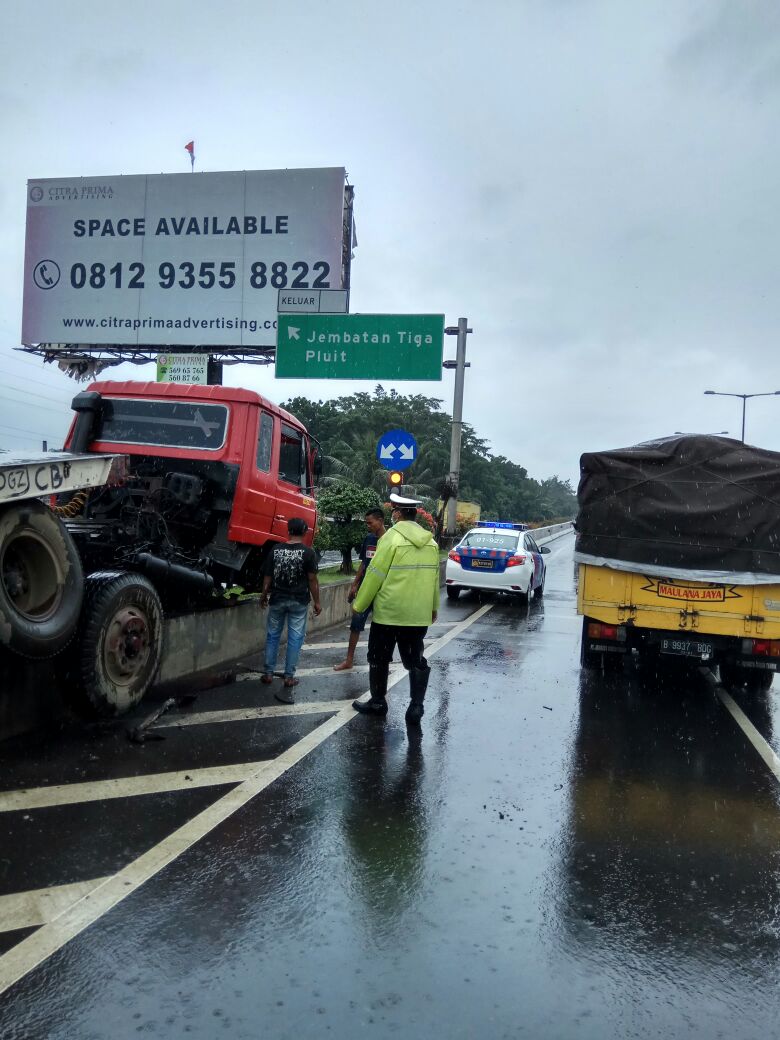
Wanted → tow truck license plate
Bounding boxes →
[471,560,494,569]
[661,638,713,657]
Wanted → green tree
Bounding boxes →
[282,387,577,527]
[316,481,382,574]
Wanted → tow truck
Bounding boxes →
[0,381,320,718]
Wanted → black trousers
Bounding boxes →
[367,621,428,671]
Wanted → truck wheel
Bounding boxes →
[71,572,163,717]
[0,500,83,658]
[719,662,773,694]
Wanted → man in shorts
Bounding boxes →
[333,507,387,671]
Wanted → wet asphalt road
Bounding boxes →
[2,532,780,1038]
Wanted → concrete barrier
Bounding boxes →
[158,580,356,685]
[531,521,574,543]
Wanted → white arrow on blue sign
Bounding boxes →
[376,428,418,471]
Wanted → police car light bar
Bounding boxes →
[476,521,528,530]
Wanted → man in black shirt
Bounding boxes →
[260,517,321,703]
[333,508,386,672]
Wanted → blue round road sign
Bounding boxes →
[376,428,418,471]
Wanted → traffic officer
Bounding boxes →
[351,492,440,726]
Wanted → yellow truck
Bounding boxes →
[575,435,780,691]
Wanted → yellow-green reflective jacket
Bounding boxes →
[352,521,440,626]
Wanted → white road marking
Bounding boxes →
[715,686,780,782]
[154,701,350,729]
[0,763,263,814]
[0,878,111,932]
[238,664,370,679]
[0,602,492,997]
[301,638,434,652]
[300,640,363,651]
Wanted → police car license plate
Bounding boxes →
[661,638,713,658]
[471,560,494,569]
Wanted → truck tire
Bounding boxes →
[0,500,83,658]
[71,572,163,717]
[719,661,774,694]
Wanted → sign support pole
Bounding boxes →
[445,317,471,537]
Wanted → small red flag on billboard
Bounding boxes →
[184,141,195,170]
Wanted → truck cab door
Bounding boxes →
[273,421,316,541]
[230,409,278,549]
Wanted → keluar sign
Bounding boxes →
[22,168,349,349]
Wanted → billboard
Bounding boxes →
[22,168,347,349]
[156,353,208,384]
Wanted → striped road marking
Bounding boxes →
[715,686,780,782]
[0,878,112,932]
[0,602,493,997]
[0,763,262,814]
[237,665,370,679]
[301,638,434,652]
[155,701,351,729]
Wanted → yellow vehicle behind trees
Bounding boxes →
[574,435,780,690]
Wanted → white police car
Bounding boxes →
[445,522,551,602]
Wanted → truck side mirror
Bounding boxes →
[70,391,103,453]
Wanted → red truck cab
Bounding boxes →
[62,380,319,593]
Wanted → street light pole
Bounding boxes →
[703,390,780,444]
[444,318,472,538]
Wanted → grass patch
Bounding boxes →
[318,564,354,586]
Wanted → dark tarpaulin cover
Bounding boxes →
[575,435,780,577]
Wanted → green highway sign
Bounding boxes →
[275,313,444,380]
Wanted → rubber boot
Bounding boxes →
[405,664,430,726]
[353,663,389,716]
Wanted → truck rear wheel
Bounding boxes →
[70,572,163,717]
[0,501,83,658]
[719,662,774,694]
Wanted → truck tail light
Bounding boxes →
[448,550,461,563]
[749,639,780,657]
[506,554,526,567]
[588,622,619,640]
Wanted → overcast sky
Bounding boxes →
[2,0,780,488]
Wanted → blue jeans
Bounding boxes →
[264,597,310,678]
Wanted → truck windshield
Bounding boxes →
[94,398,228,451]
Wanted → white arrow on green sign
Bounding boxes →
[275,313,444,380]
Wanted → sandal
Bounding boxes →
[260,673,274,685]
